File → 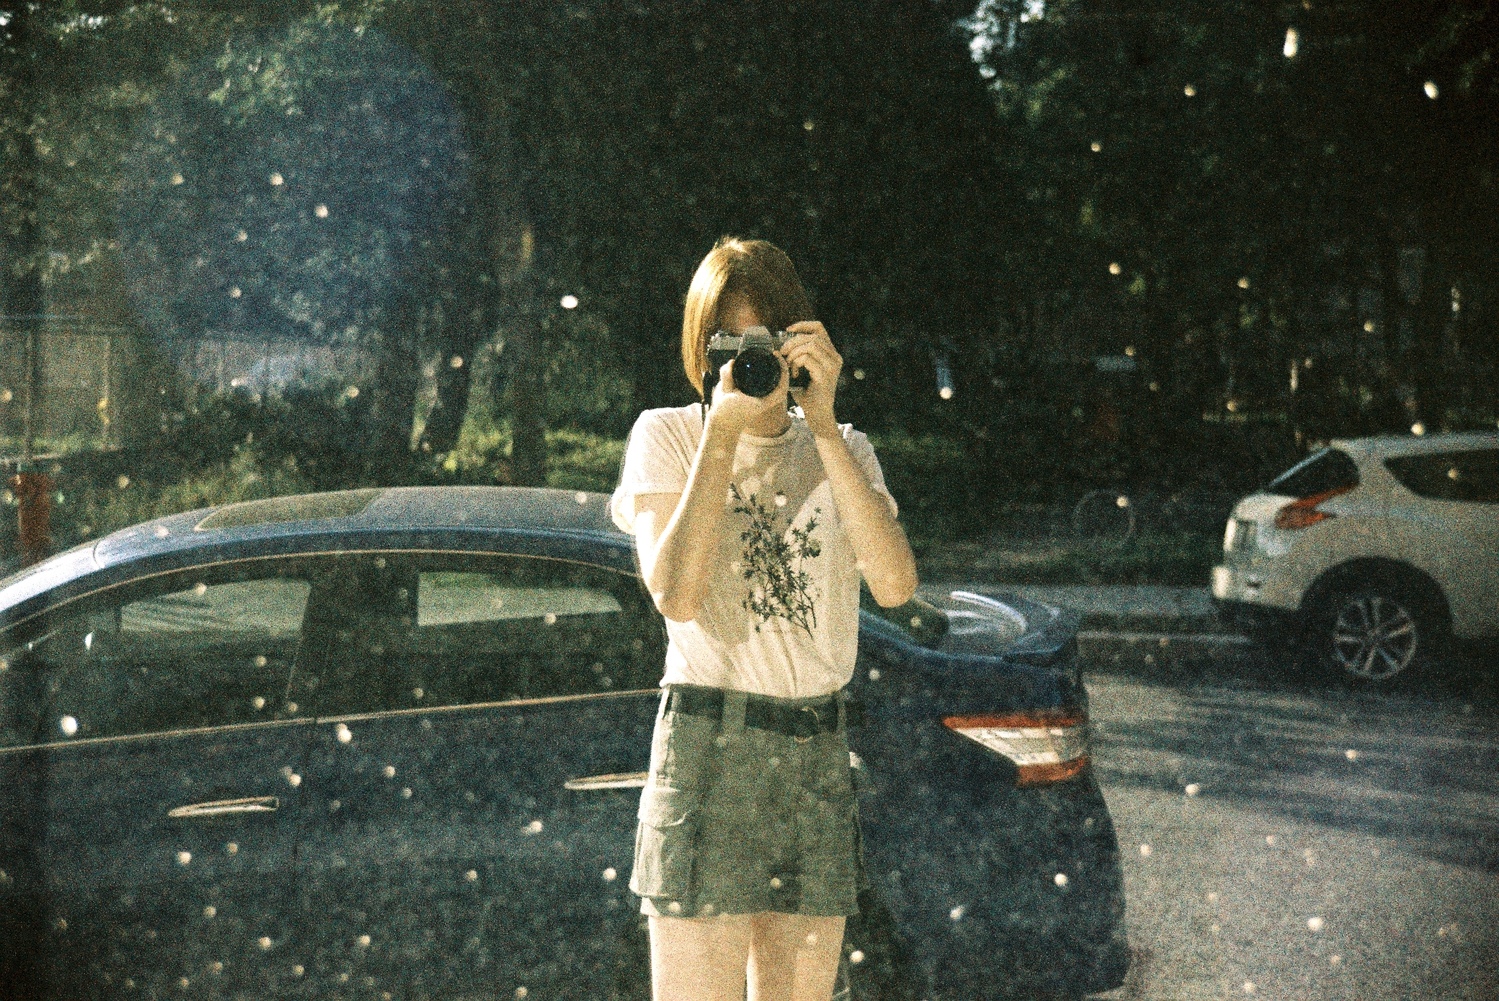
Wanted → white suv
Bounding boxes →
[1213,432,1499,682]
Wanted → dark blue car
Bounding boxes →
[0,486,1128,1000]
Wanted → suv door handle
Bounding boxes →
[563,772,647,792]
[168,796,281,818]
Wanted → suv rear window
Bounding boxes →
[1384,449,1499,503]
[1266,448,1360,498]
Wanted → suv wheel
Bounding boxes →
[1313,586,1439,683]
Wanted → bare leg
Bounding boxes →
[648,913,753,1001]
[747,913,846,1001]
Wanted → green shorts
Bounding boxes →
[630,686,866,918]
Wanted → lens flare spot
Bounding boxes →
[337,724,353,744]
[560,295,579,309]
[60,716,79,737]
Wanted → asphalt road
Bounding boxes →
[1083,650,1499,1001]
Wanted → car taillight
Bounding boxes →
[1273,485,1353,530]
[942,712,1091,787]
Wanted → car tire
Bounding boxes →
[1309,581,1447,684]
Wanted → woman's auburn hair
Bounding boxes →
[681,236,816,396]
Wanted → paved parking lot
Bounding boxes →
[1084,657,1499,1000]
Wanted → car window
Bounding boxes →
[309,554,664,716]
[1384,449,1499,504]
[11,572,314,744]
[1265,448,1360,498]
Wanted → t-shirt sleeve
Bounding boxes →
[841,426,899,518]
[610,409,695,534]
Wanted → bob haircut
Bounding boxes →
[681,237,816,397]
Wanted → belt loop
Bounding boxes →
[721,689,747,736]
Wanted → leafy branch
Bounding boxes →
[730,484,822,635]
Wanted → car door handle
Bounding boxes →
[563,772,647,792]
[168,796,281,819]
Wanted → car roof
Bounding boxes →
[1331,430,1498,461]
[0,486,626,614]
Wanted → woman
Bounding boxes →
[610,236,918,1001]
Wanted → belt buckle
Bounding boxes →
[795,705,821,744]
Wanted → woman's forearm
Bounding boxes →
[811,429,919,607]
[641,417,742,622]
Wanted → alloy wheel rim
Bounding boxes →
[1332,594,1418,680]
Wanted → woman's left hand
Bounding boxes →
[780,321,842,436]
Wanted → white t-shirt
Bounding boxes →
[611,404,899,699]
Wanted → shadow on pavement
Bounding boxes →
[1084,645,1499,876]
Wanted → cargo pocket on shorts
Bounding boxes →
[629,785,701,904]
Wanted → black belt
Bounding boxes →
[664,685,861,740]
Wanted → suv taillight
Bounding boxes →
[1273,485,1353,530]
[942,712,1091,787]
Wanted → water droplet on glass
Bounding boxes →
[252,697,266,710]
[337,724,353,744]
[269,172,284,186]
[59,716,79,737]
[770,877,783,889]
[286,773,302,788]
[357,934,371,948]
[314,203,329,218]
[412,687,425,699]
[526,820,544,834]
[1424,80,1439,99]
[177,851,192,866]
[401,787,413,799]
[1185,783,1201,797]
[1265,834,1278,846]
[1108,262,1121,275]
[384,765,397,778]
[1308,916,1325,932]
[543,612,557,625]
[868,668,881,681]
[575,491,589,504]
[178,977,190,989]
[209,961,223,974]
[1090,141,1102,152]
[1283,28,1299,58]
[560,295,579,309]
[253,655,268,668]
[203,906,216,919]
[1346,748,1359,760]
[466,870,479,882]
[516,988,529,999]
[1410,423,1425,437]
[449,354,464,369]
[1330,955,1341,965]
[666,902,682,914]
[774,493,787,507]
[236,229,248,242]
[909,616,922,629]
[849,949,865,964]
[1207,891,1218,903]
[154,526,171,538]
[1243,982,1256,994]
[258,936,273,951]
[1183,83,1197,96]
[293,965,305,976]
[949,905,965,921]
[229,287,242,298]
[225,842,238,855]
[603,867,617,881]
[1139,844,1152,856]
[853,368,865,380]
[1054,873,1068,886]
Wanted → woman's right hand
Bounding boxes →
[706,358,788,439]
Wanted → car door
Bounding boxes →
[0,560,322,1001]
[292,548,664,1000]
[1384,447,1499,637]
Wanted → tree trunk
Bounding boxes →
[1,2,45,462]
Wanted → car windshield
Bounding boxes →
[1266,447,1360,498]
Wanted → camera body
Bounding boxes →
[705,326,812,399]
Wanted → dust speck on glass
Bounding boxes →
[728,483,822,634]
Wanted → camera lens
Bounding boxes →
[731,348,783,398]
